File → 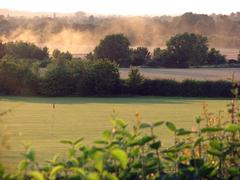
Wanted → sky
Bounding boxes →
[0,0,239,15]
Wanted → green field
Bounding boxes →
[0,96,231,170]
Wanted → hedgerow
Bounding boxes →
[0,60,233,97]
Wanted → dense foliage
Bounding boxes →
[52,49,72,61]
[0,59,232,97]
[4,41,49,60]
[164,33,208,67]
[91,33,227,68]
[0,86,239,179]
[93,34,131,67]
[0,59,38,95]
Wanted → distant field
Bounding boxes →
[219,48,239,60]
[120,68,240,81]
[0,96,230,171]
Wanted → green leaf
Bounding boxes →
[94,140,108,145]
[153,121,164,127]
[195,116,202,124]
[73,138,84,145]
[60,140,73,145]
[225,124,240,133]
[150,141,161,150]
[50,165,64,180]
[25,149,35,161]
[86,172,100,180]
[166,122,176,132]
[18,160,29,172]
[209,139,222,151]
[193,137,204,148]
[29,171,45,180]
[112,119,127,128]
[176,128,193,136]
[0,164,4,177]
[139,136,154,145]
[103,172,118,180]
[178,156,188,162]
[51,154,60,164]
[70,167,86,177]
[93,151,104,173]
[110,148,128,169]
[201,127,223,133]
[228,167,240,176]
[102,130,112,140]
[208,149,222,157]
[139,123,151,129]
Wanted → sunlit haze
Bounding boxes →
[0,0,239,15]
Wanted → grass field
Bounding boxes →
[0,96,231,170]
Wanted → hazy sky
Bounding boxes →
[0,0,239,15]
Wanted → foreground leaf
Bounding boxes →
[110,148,128,169]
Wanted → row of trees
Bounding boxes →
[0,33,239,69]
[1,32,238,68]
[0,58,232,97]
[91,33,228,68]
[0,41,73,61]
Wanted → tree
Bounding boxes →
[152,48,161,61]
[0,59,38,95]
[126,67,144,94]
[0,40,5,59]
[52,49,72,61]
[52,49,61,59]
[130,47,151,66]
[40,64,74,96]
[89,60,120,95]
[94,34,131,66]
[5,41,49,60]
[207,48,226,65]
[165,33,208,67]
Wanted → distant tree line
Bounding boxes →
[91,33,228,68]
[0,12,240,48]
[1,33,233,68]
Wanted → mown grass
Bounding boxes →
[0,96,230,171]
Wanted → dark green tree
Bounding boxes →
[89,60,120,95]
[165,33,208,67]
[52,49,72,61]
[126,67,144,94]
[207,48,226,65]
[0,40,5,59]
[94,34,131,66]
[40,64,74,96]
[0,59,38,95]
[5,41,49,60]
[130,47,151,66]
[152,48,162,61]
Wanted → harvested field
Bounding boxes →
[120,68,240,81]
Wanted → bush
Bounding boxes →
[94,34,131,66]
[140,79,182,96]
[0,60,38,95]
[5,41,49,60]
[89,60,120,95]
[39,64,75,96]
[125,67,144,94]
